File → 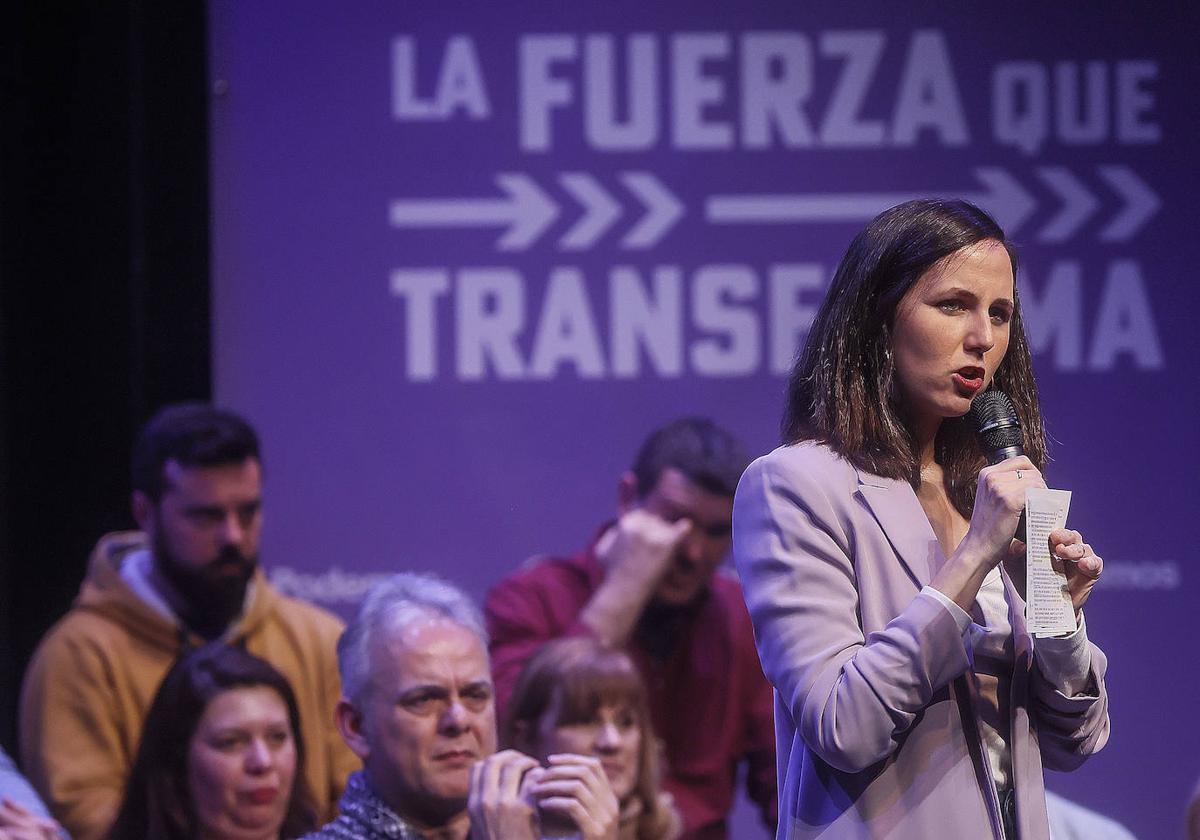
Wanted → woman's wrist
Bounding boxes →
[931,540,992,612]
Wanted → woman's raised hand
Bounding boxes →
[530,753,620,840]
[962,455,1045,567]
[1049,528,1103,618]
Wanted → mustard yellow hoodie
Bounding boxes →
[19,532,360,840]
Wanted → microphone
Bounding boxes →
[966,389,1027,539]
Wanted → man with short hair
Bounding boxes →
[20,404,358,840]
[305,572,617,840]
[486,417,778,839]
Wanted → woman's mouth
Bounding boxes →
[952,368,984,395]
[601,760,627,777]
[242,787,279,806]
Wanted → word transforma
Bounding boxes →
[390,259,1162,382]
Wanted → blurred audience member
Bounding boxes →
[1187,777,1200,840]
[108,643,318,840]
[504,638,681,840]
[486,417,776,838]
[0,748,64,839]
[21,404,356,840]
[304,572,497,839]
[304,572,619,840]
[0,800,66,840]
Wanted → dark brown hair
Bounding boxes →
[108,643,318,840]
[632,417,749,499]
[503,638,670,840]
[783,198,1046,517]
[131,403,261,503]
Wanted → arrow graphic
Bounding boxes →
[705,168,1037,237]
[388,166,1151,252]
[388,173,559,252]
[1036,167,1099,243]
[620,172,685,249]
[557,173,621,251]
[1097,165,1160,242]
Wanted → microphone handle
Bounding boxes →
[986,450,1028,542]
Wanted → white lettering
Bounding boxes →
[1020,262,1083,371]
[1088,260,1163,370]
[691,265,760,375]
[389,260,1165,381]
[819,31,886,147]
[1055,61,1108,145]
[740,32,815,149]
[391,36,488,120]
[584,34,659,150]
[520,35,577,151]
[992,62,1048,155]
[672,33,734,149]
[610,266,683,377]
[769,264,824,374]
[436,36,489,118]
[390,269,450,380]
[529,268,606,378]
[890,30,968,146]
[1116,60,1160,144]
[456,268,526,380]
[392,37,437,119]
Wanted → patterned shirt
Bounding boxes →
[300,772,426,840]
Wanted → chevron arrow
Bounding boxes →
[620,172,685,249]
[705,167,1036,237]
[388,173,559,252]
[1036,167,1099,243]
[1097,165,1160,242]
[557,173,621,251]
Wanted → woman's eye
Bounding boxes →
[266,729,290,746]
[990,308,1012,324]
[937,300,964,313]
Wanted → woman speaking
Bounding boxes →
[733,199,1109,839]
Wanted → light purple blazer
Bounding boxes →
[732,442,1109,840]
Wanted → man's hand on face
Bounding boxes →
[595,508,692,593]
[468,750,542,840]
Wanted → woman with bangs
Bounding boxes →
[503,638,682,840]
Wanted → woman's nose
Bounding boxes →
[965,314,995,354]
[594,722,621,751]
[244,738,273,772]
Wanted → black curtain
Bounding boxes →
[0,1,211,753]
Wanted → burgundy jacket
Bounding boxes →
[485,536,779,840]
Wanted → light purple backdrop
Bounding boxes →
[210,3,1199,837]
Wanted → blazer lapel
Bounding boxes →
[854,469,946,587]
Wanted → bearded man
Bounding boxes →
[19,404,357,840]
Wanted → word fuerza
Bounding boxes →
[393,31,1159,154]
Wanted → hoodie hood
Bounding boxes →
[75,530,279,654]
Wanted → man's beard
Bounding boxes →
[152,532,257,641]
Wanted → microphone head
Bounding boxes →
[966,389,1024,463]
